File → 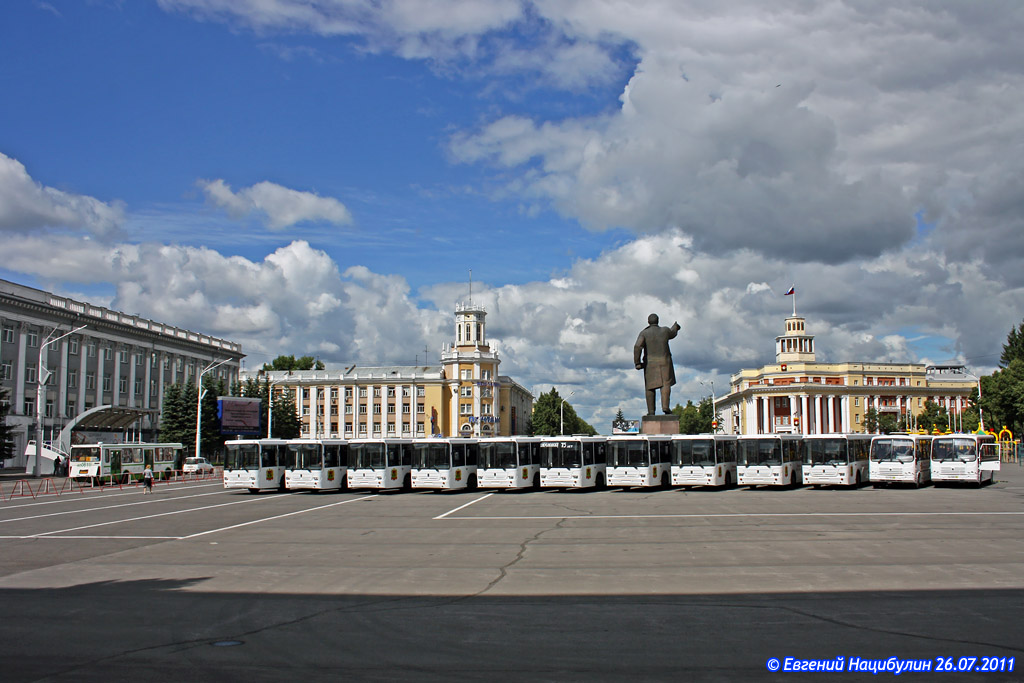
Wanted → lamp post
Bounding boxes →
[33,324,87,476]
[699,379,717,432]
[196,358,231,461]
[559,390,575,436]
[963,369,984,433]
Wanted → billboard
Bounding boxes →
[218,396,262,436]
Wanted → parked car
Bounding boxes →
[183,457,215,474]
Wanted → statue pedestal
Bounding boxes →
[640,415,679,434]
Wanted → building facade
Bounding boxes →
[716,314,976,435]
[0,279,243,466]
[253,302,533,439]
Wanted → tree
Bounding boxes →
[159,383,194,449]
[262,355,324,371]
[271,388,302,439]
[0,387,15,464]
[980,359,1024,437]
[916,399,949,434]
[612,408,630,433]
[1000,320,1024,367]
[528,388,596,436]
[864,408,879,434]
[877,412,899,434]
[673,397,714,434]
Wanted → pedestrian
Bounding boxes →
[143,465,154,494]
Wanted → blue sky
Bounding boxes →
[2,1,1022,427]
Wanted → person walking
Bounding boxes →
[143,465,154,494]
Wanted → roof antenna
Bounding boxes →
[468,268,473,305]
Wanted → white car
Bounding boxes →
[183,457,215,474]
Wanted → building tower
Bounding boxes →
[441,302,500,436]
[776,315,816,364]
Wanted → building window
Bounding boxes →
[387,423,396,434]
[358,423,367,435]
[24,398,35,416]
[1,327,13,344]
[69,338,79,355]
[103,347,113,362]
[387,387,395,397]
[460,386,473,397]
[359,388,368,398]
[481,403,492,415]
[66,399,76,418]
[118,350,127,364]
[402,403,411,414]
[345,405,353,415]
[417,404,425,414]
[373,404,382,414]
[372,423,381,434]
[45,399,54,418]
[134,379,142,395]
[417,421,425,434]
[86,372,96,390]
[345,387,353,398]
[103,375,112,392]
[0,362,11,380]
[359,405,367,415]
[482,369,492,380]
[88,343,96,358]
[416,387,425,397]
[26,330,39,347]
[387,404,396,414]
[460,403,473,415]
[119,377,128,394]
[26,365,37,383]
[68,370,78,388]
[461,369,472,380]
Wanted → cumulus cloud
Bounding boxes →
[0,152,124,236]
[199,179,353,230]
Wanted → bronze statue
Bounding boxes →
[634,313,681,415]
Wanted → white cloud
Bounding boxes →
[199,179,352,230]
[0,152,124,235]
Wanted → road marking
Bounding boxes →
[0,490,232,524]
[433,493,494,520]
[181,495,377,539]
[441,510,1024,520]
[0,482,223,509]
[25,496,277,537]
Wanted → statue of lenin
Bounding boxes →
[633,313,681,415]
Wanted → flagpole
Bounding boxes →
[792,290,796,317]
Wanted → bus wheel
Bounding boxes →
[248,488,259,494]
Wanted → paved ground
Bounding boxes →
[1,468,1023,681]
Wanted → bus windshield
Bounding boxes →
[740,440,781,466]
[412,443,451,469]
[806,439,849,465]
[225,443,260,470]
[541,442,582,468]
[932,439,978,462]
[608,440,648,467]
[674,439,715,466]
[71,447,101,463]
[479,442,517,469]
[350,443,386,469]
[289,444,321,470]
[871,439,915,463]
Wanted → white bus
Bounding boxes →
[411,438,479,490]
[69,442,183,485]
[737,435,804,488]
[539,436,607,489]
[802,434,873,487]
[284,439,348,492]
[670,434,739,487]
[930,433,1000,486]
[347,438,413,490]
[606,435,671,488]
[869,434,933,487]
[224,439,289,493]
[477,436,543,489]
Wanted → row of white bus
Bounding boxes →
[221,432,1002,494]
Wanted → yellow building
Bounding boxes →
[717,314,976,435]
[251,302,532,439]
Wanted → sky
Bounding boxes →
[1,0,1022,429]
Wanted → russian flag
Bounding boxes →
[784,286,795,296]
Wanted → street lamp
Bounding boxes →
[962,369,984,433]
[196,358,231,461]
[699,379,717,432]
[33,324,87,476]
[559,390,575,436]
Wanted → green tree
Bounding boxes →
[528,389,596,436]
[0,387,15,464]
[916,399,949,434]
[612,408,630,433]
[980,359,1024,436]
[877,412,899,434]
[865,408,879,434]
[672,397,714,434]
[271,387,301,439]
[262,355,324,371]
[159,383,194,449]
[1000,320,1024,367]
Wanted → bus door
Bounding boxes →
[980,441,1001,471]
